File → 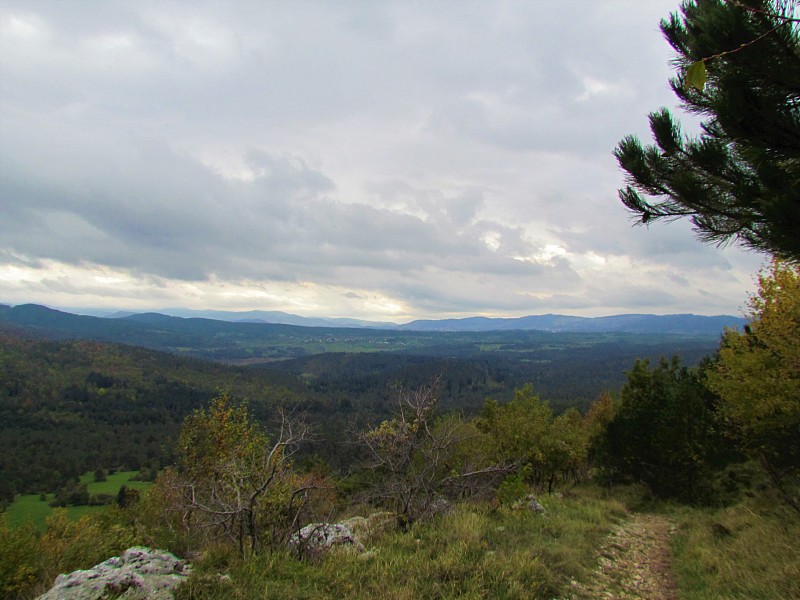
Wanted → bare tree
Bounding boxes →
[362,380,513,527]
[173,395,318,554]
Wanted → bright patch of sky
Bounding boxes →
[0,0,764,321]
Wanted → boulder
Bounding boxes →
[289,522,366,555]
[289,511,399,557]
[36,546,191,600]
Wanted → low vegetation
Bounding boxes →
[4,479,797,599]
[0,507,139,599]
[669,486,800,600]
[175,490,629,600]
[4,471,151,531]
[1,263,797,600]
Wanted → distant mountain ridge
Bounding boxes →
[126,307,747,334]
[103,306,747,334]
[123,308,397,329]
[1,303,746,336]
[398,313,746,335]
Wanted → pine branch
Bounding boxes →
[700,20,791,63]
[725,0,800,24]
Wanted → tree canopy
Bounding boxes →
[706,260,800,508]
[615,0,800,260]
[173,393,313,554]
[599,356,728,502]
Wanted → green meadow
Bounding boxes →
[4,471,152,531]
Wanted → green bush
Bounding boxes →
[0,518,41,599]
[0,506,143,598]
[496,468,529,506]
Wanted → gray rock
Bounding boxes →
[289,522,366,555]
[36,546,191,600]
[526,494,546,513]
[511,494,546,513]
[428,496,452,516]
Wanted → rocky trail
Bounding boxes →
[569,513,678,600]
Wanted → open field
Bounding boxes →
[4,471,151,531]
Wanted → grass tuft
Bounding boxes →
[175,485,629,599]
[669,486,800,600]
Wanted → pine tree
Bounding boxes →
[615,0,800,260]
[600,356,727,502]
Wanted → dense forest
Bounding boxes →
[0,312,723,502]
[2,260,798,600]
[0,331,276,501]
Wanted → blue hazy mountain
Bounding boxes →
[2,303,746,335]
[111,308,746,334]
[116,308,396,329]
[397,313,746,334]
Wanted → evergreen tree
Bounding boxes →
[600,356,728,502]
[615,0,800,260]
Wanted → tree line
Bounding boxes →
[148,260,799,558]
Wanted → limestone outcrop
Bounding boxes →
[288,522,366,555]
[36,546,191,600]
[288,511,396,556]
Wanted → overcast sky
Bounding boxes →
[0,0,765,322]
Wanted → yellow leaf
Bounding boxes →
[684,61,707,91]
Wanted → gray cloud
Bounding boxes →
[0,0,763,319]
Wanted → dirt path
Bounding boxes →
[568,513,678,600]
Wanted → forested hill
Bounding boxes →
[0,303,740,363]
[1,311,724,499]
[33,304,747,333]
[0,304,425,360]
[0,329,301,500]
